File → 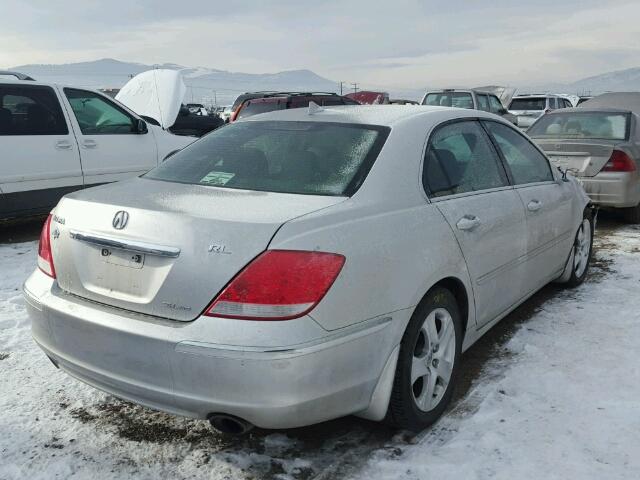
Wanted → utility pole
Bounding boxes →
[351,82,359,94]
[339,81,344,95]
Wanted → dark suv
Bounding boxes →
[230,92,359,122]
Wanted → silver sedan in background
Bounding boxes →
[528,93,640,222]
[24,105,591,434]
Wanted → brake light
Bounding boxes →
[602,150,636,172]
[37,214,56,278]
[205,250,345,320]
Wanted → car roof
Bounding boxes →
[512,94,559,99]
[579,93,640,115]
[547,106,634,115]
[426,89,474,94]
[249,93,343,103]
[240,104,502,127]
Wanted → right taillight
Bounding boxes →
[602,150,636,172]
[204,250,345,320]
[37,214,56,278]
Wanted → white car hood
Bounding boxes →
[116,69,186,129]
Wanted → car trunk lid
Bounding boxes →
[51,178,345,321]
[534,140,619,177]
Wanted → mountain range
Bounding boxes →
[7,58,340,105]
[7,58,640,105]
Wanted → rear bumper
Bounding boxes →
[23,270,402,429]
[578,171,640,208]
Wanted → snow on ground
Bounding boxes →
[355,224,640,480]
[0,221,639,479]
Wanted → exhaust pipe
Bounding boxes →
[208,414,254,435]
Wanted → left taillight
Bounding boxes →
[37,214,56,278]
[204,250,345,320]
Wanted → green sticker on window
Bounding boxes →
[200,171,235,186]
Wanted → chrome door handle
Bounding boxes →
[527,200,543,212]
[456,215,481,231]
[82,139,97,149]
[55,140,72,150]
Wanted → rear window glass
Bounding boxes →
[145,121,390,196]
[237,100,286,119]
[423,92,473,109]
[528,112,629,140]
[509,98,546,111]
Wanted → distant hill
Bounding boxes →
[564,67,640,94]
[7,58,341,105]
[7,58,640,104]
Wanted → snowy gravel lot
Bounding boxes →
[1,217,639,479]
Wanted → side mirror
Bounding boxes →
[557,166,571,182]
[499,108,508,115]
[135,119,148,134]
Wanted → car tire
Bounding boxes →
[385,287,462,431]
[622,204,640,224]
[564,210,594,288]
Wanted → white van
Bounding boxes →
[0,71,194,220]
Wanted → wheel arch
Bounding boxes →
[428,276,470,340]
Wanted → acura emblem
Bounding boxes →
[112,211,129,230]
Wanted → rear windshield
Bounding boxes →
[145,121,390,196]
[528,112,629,140]
[423,92,473,109]
[509,98,546,111]
[237,99,286,119]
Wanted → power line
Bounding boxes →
[351,82,359,94]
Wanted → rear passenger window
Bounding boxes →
[423,121,508,198]
[0,85,68,135]
[488,95,504,114]
[476,94,490,112]
[237,99,285,119]
[483,121,553,184]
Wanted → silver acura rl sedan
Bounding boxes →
[24,105,592,434]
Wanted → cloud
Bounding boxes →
[1,0,640,88]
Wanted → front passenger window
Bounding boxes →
[64,88,136,135]
[423,121,508,198]
[483,121,553,184]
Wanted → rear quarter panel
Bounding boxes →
[270,199,473,333]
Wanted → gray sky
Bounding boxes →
[2,0,640,88]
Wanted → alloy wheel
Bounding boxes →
[411,308,456,412]
[573,218,591,278]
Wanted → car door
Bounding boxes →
[423,119,527,327]
[61,87,158,186]
[483,120,574,293]
[0,83,82,219]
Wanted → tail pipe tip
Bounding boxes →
[208,413,254,435]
